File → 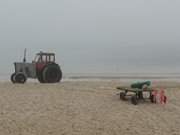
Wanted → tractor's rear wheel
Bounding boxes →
[42,64,62,83]
[37,72,44,83]
[11,73,16,83]
[15,73,27,84]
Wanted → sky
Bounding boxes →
[0,0,180,75]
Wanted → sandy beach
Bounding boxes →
[0,80,180,135]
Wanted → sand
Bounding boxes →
[0,80,180,135]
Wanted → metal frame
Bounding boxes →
[117,87,154,105]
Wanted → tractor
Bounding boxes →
[11,49,62,83]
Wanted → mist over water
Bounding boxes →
[0,0,180,75]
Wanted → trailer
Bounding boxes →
[116,86,155,105]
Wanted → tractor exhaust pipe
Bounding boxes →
[23,48,27,63]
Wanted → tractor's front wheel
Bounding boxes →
[14,73,27,84]
[42,64,62,83]
[11,73,16,83]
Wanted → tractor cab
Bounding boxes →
[34,52,55,63]
[33,52,57,73]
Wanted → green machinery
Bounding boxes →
[116,81,155,105]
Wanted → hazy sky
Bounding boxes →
[0,0,180,74]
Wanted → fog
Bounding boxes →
[0,0,180,74]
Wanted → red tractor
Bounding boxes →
[11,50,62,83]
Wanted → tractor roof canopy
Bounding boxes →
[34,52,55,63]
[36,52,55,56]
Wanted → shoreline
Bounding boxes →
[1,73,180,82]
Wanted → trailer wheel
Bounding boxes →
[43,64,62,83]
[131,96,138,105]
[15,73,27,84]
[11,73,16,83]
[150,95,155,103]
[120,92,126,100]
